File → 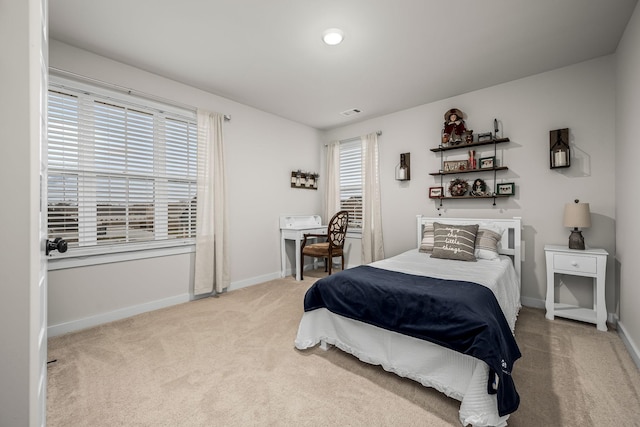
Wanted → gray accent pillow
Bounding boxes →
[431,222,479,261]
[475,228,503,260]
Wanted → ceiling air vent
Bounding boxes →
[340,108,362,117]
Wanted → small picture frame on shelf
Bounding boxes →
[497,182,515,196]
[443,160,468,172]
[479,156,495,169]
[429,186,443,198]
[478,132,493,142]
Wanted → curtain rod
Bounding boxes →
[48,66,231,121]
[325,131,382,146]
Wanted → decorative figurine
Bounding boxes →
[464,130,474,143]
[443,108,467,145]
[470,178,487,196]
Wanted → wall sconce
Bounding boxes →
[290,170,318,190]
[563,199,591,250]
[395,153,410,181]
[550,128,570,169]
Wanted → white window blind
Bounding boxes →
[47,79,198,257]
[339,139,362,229]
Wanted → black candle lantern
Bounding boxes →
[395,153,410,181]
[550,128,570,169]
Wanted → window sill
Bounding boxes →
[48,244,195,271]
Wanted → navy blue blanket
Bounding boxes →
[303,265,521,416]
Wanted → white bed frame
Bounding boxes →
[297,216,524,426]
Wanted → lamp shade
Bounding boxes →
[563,201,591,229]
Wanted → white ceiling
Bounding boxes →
[49,0,637,130]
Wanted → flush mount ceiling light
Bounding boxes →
[322,28,344,45]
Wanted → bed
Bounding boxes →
[294,216,522,426]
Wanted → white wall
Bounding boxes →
[323,56,617,315]
[48,254,194,336]
[48,41,324,333]
[616,1,640,367]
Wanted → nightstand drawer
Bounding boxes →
[553,254,597,274]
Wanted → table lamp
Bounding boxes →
[563,199,591,250]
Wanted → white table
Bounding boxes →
[280,215,326,281]
[544,244,608,331]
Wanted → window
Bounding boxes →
[339,139,362,229]
[47,78,198,257]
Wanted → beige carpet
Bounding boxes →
[47,272,640,426]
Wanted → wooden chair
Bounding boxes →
[300,210,349,280]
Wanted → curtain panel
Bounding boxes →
[324,140,341,222]
[361,132,385,263]
[194,110,230,295]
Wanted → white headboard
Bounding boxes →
[416,215,522,284]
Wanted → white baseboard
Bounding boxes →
[520,296,545,309]
[48,270,289,337]
[47,293,190,338]
[618,321,640,371]
[228,271,282,291]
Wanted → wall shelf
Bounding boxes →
[429,166,508,176]
[433,194,510,200]
[430,136,513,206]
[430,137,510,152]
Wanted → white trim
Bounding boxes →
[49,74,196,119]
[47,293,190,337]
[46,270,287,337]
[618,321,640,371]
[228,271,282,292]
[48,244,195,270]
[520,296,545,309]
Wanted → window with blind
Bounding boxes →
[339,139,363,229]
[47,79,198,257]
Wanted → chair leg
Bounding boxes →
[328,256,332,275]
[341,255,345,272]
[324,258,328,272]
[300,251,304,280]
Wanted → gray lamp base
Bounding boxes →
[568,228,585,250]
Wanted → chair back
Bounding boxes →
[327,210,349,248]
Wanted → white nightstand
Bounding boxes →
[544,245,608,331]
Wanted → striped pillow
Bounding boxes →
[430,222,478,261]
[475,227,504,260]
[419,223,434,252]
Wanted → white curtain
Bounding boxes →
[324,140,341,222]
[194,110,230,295]
[361,132,385,263]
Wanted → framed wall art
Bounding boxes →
[429,186,443,198]
[479,156,495,169]
[497,182,515,196]
[443,160,468,172]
